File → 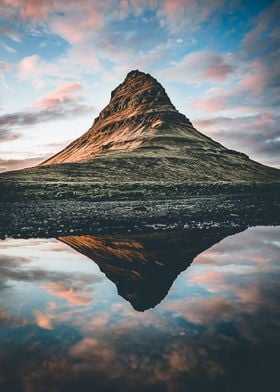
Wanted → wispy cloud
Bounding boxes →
[161,50,234,84]
[193,113,280,166]
[0,82,94,143]
[1,41,17,54]
[0,157,47,172]
[157,0,225,34]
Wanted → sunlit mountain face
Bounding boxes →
[0,226,279,391]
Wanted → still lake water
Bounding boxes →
[0,226,279,391]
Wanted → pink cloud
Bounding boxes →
[193,111,276,134]
[34,82,83,110]
[188,269,229,290]
[161,50,234,84]
[0,0,51,21]
[189,58,269,117]
[52,5,103,44]
[158,0,225,33]
[18,54,39,80]
[19,0,49,21]
[1,0,225,45]
[232,61,267,96]
[165,296,232,325]
[43,282,92,305]
[0,1,110,45]
[34,311,53,330]
[0,157,47,173]
[191,96,227,111]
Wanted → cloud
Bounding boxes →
[0,129,21,143]
[43,282,93,306]
[157,0,225,34]
[0,0,50,21]
[192,96,227,111]
[0,61,11,79]
[0,81,94,145]
[161,50,234,84]
[16,51,102,87]
[165,296,233,325]
[0,25,21,42]
[51,4,104,44]
[18,54,40,80]
[0,41,17,54]
[0,252,103,291]
[193,112,280,166]
[0,157,47,172]
[187,4,280,112]
[0,0,226,47]
[34,311,54,330]
[242,1,280,58]
[34,82,83,110]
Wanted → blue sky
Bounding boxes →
[0,0,279,171]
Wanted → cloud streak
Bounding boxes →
[0,82,94,143]
[161,50,234,84]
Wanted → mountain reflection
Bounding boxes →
[59,226,246,311]
[0,226,279,391]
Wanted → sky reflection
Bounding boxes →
[0,226,279,391]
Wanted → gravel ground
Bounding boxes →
[1,192,279,239]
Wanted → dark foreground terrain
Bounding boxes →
[1,190,279,239]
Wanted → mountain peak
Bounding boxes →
[125,69,147,79]
[123,69,158,86]
[95,69,176,124]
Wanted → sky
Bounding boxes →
[0,0,279,172]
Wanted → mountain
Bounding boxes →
[59,227,245,311]
[39,69,279,183]
[41,69,220,167]
[1,70,279,201]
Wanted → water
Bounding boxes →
[0,226,279,391]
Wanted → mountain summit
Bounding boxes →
[1,70,279,201]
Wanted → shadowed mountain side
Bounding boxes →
[0,70,279,203]
[59,227,245,311]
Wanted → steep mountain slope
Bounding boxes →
[38,69,279,184]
